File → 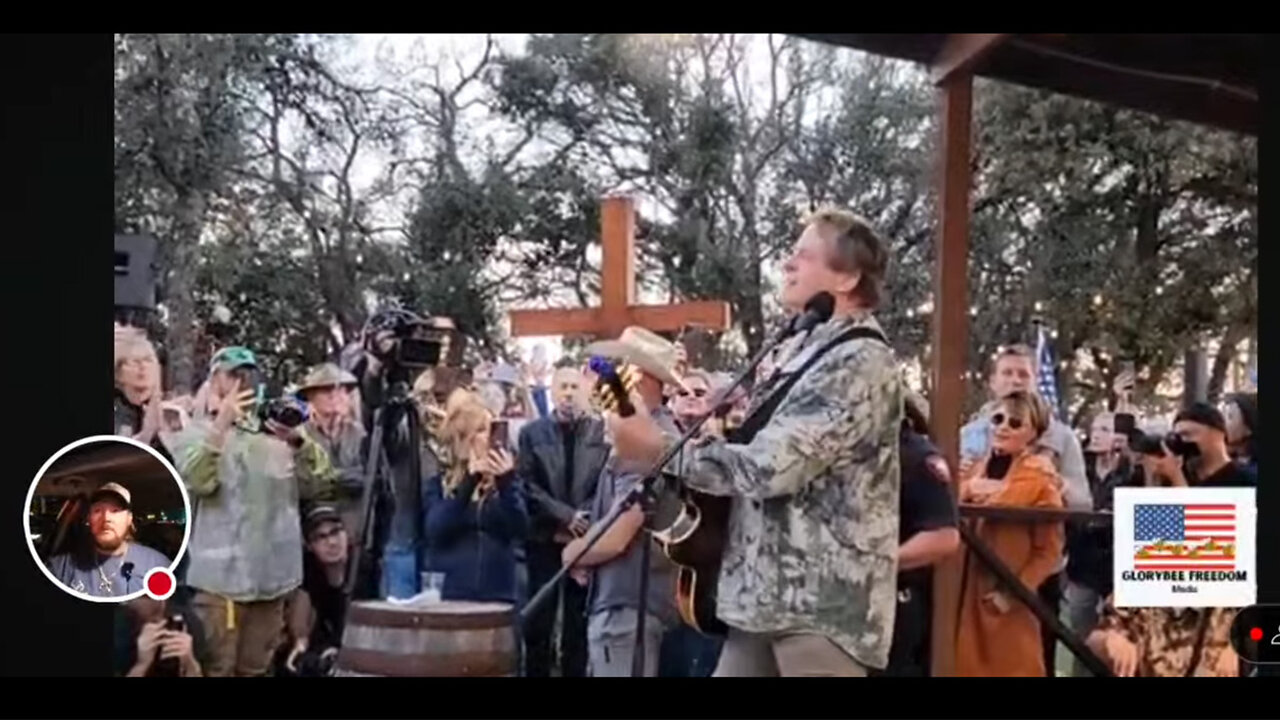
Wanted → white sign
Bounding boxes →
[1112,487,1256,608]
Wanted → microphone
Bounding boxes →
[121,562,135,583]
[787,292,836,336]
[588,356,637,418]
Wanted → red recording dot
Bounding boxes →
[1249,627,1263,642]
[146,569,174,598]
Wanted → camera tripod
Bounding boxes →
[344,371,424,600]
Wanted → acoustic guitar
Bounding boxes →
[591,361,729,636]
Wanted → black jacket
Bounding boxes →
[515,415,610,545]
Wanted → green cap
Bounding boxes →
[210,346,258,372]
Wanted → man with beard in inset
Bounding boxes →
[49,482,171,598]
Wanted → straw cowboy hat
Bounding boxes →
[297,363,359,395]
[585,326,687,391]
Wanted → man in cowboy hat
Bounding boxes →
[48,481,171,598]
[559,326,685,677]
[297,363,366,532]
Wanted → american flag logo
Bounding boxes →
[1133,504,1237,571]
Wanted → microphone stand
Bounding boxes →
[518,314,810,677]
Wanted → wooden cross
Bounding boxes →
[509,195,731,340]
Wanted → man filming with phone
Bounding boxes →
[120,597,204,677]
[517,363,609,677]
[170,346,338,677]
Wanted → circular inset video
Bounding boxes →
[24,435,190,603]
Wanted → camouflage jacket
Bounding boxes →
[1096,604,1237,677]
[672,312,902,670]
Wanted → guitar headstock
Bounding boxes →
[591,361,642,415]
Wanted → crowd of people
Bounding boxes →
[955,345,1258,677]
[107,204,1258,679]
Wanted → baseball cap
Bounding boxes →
[1174,402,1227,434]
[303,505,344,535]
[90,482,131,509]
[210,346,258,373]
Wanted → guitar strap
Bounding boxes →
[729,325,888,445]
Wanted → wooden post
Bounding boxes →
[929,72,974,679]
[600,196,637,338]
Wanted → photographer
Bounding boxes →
[1142,403,1255,488]
[340,315,452,601]
[170,346,338,677]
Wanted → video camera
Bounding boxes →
[362,307,461,375]
[1129,431,1200,459]
[227,366,310,431]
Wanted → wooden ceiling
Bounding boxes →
[795,33,1259,136]
[36,441,184,515]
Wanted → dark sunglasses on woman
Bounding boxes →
[991,412,1025,430]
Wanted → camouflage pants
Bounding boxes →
[713,629,866,677]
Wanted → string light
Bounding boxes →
[1092,294,1104,307]
[1034,301,1044,313]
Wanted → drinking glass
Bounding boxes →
[420,572,445,604]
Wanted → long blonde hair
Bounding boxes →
[438,389,495,500]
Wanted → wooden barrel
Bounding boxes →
[335,600,518,677]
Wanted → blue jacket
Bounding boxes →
[422,471,528,604]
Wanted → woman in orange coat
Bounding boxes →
[955,390,1066,677]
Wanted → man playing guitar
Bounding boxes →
[608,207,902,677]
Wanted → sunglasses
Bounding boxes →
[677,388,708,399]
[991,412,1025,430]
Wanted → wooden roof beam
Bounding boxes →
[930,33,1012,85]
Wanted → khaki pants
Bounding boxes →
[191,591,287,677]
[713,628,866,677]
